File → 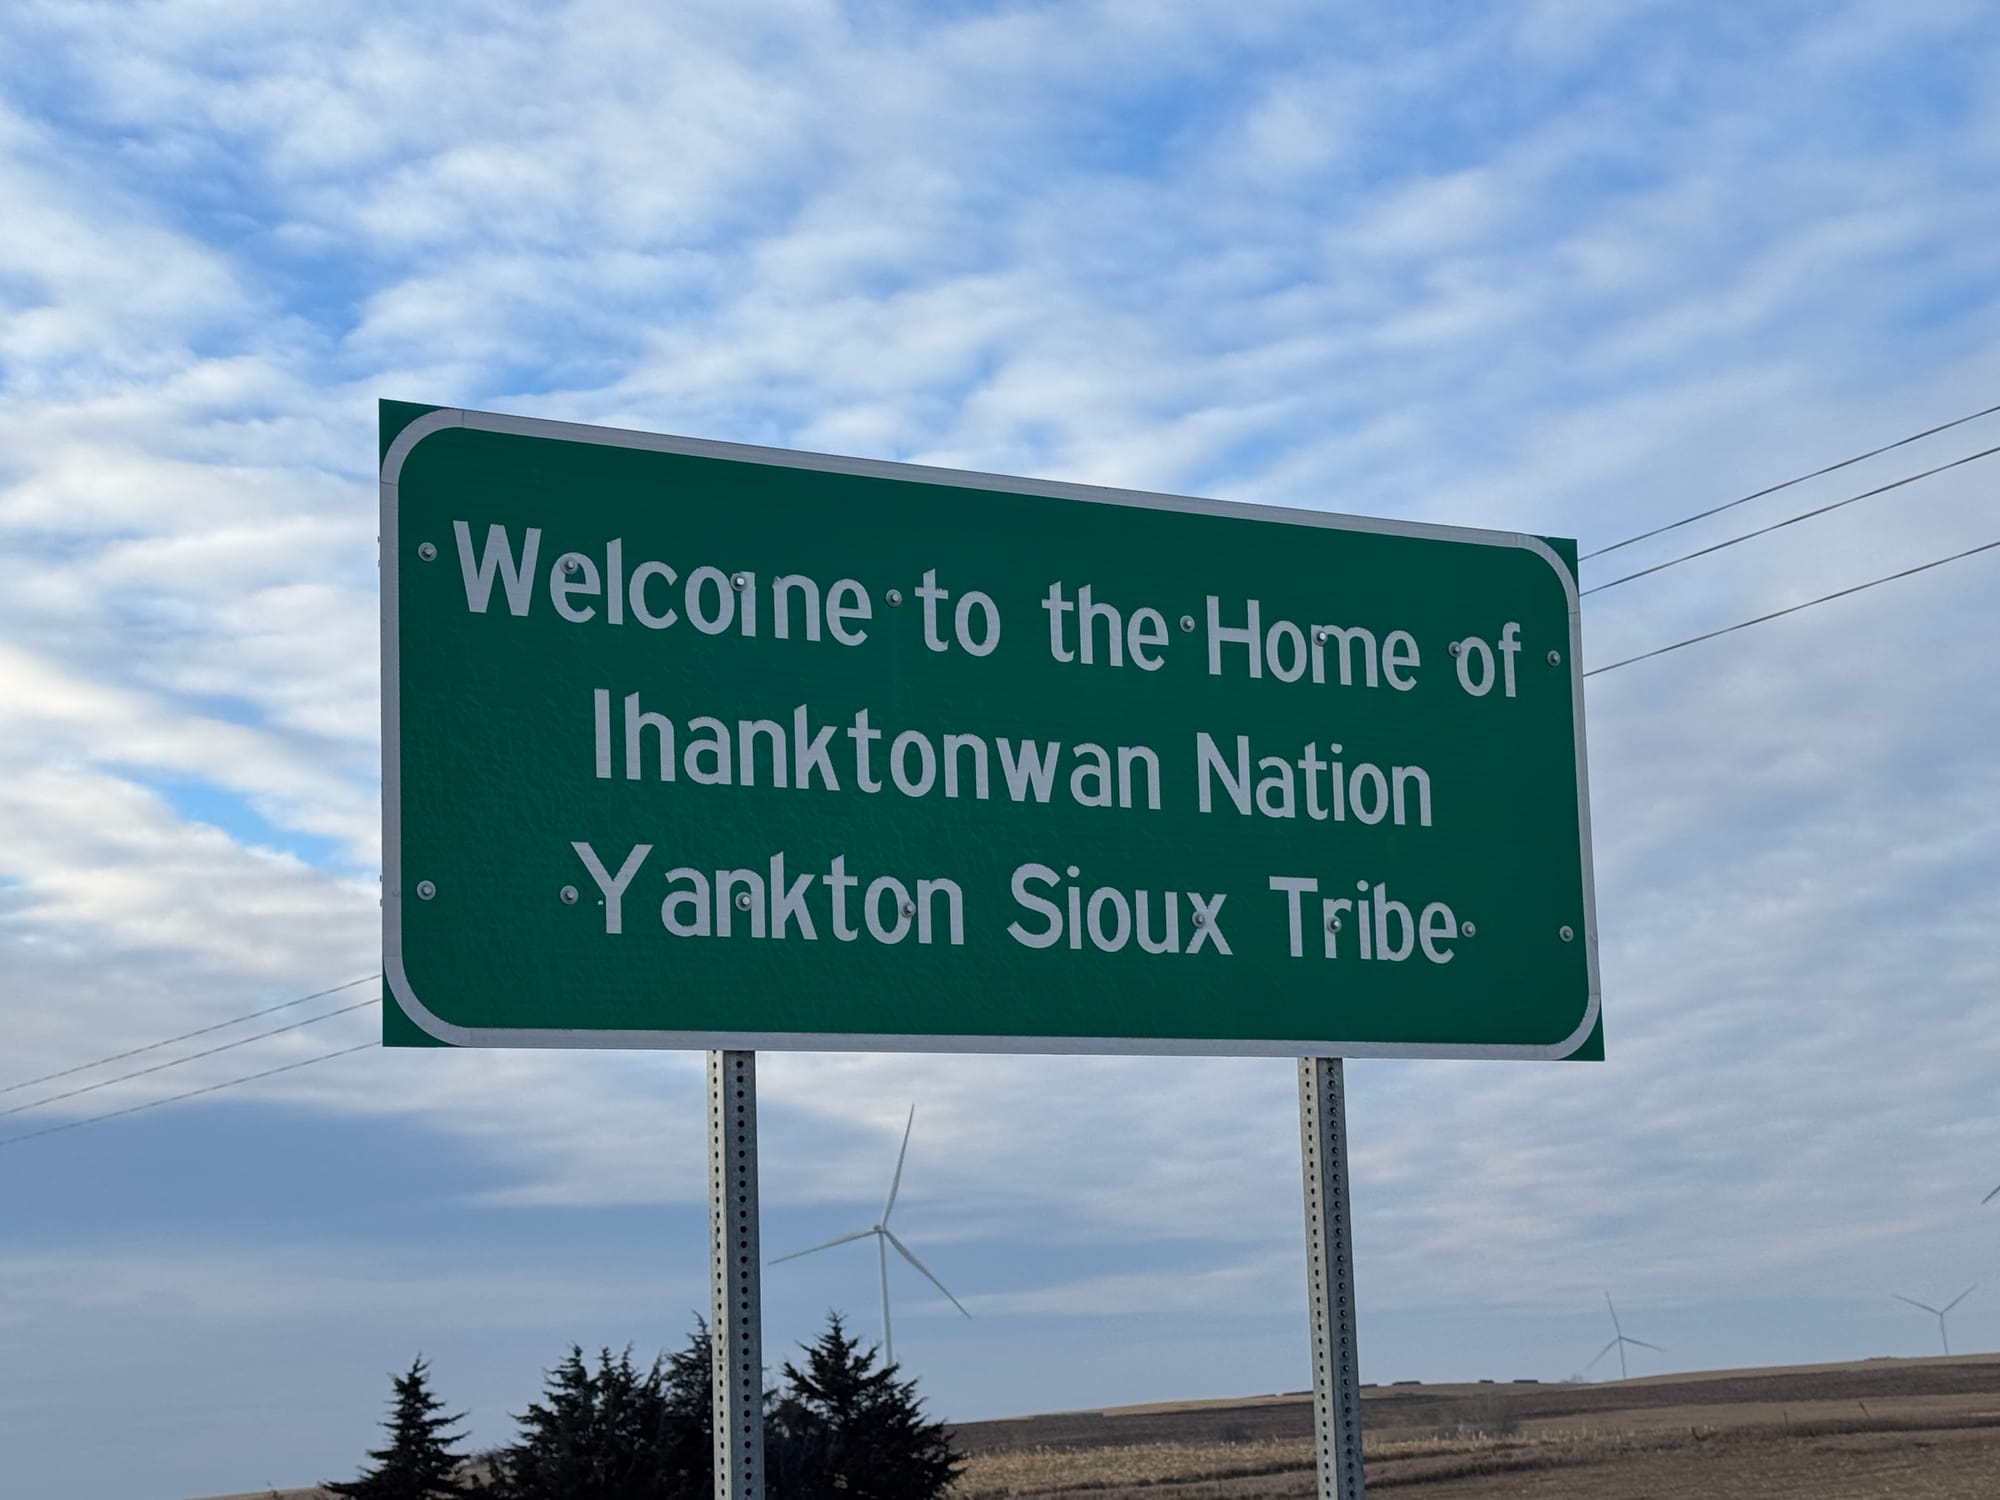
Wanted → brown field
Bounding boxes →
[946,1353,2000,1498]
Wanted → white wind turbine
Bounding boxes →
[1894,1285,1976,1355]
[770,1105,970,1366]
[1585,1292,1664,1381]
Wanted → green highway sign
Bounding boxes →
[381,402,1600,1057]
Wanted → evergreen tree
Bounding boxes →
[767,1314,962,1500]
[489,1332,713,1500]
[657,1319,716,1494]
[325,1356,470,1500]
[491,1346,601,1498]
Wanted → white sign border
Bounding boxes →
[381,404,1602,1059]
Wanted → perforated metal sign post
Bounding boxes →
[377,402,1605,1500]
[708,1051,763,1499]
[1300,1059,1366,1497]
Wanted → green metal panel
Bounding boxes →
[382,405,1599,1057]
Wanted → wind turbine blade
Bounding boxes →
[884,1228,971,1318]
[883,1105,916,1225]
[1604,1291,1622,1337]
[1624,1337,1665,1353]
[769,1226,877,1265]
[880,1229,893,1367]
[1984,1184,2000,1206]
[1584,1339,1619,1372]
[1946,1285,1978,1313]
[1894,1295,1942,1316]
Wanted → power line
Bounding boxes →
[0,973,380,1099]
[1585,539,2000,677]
[0,997,380,1121]
[0,1041,379,1150]
[1581,443,2000,597]
[1582,400,2000,561]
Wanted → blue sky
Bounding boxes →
[5,2,2000,1496]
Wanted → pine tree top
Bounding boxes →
[325,1356,470,1500]
[771,1312,963,1500]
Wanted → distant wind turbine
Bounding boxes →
[1894,1286,1976,1355]
[1585,1292,1664,1382]
[770,1105,970,1366]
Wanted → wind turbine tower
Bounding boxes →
[1894,1286,1976,1356]
[771,1105,970,1366]
[1586,1292,1664,1381]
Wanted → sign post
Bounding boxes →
[707,1050,764,1500]
[378,401,1602,1500]
[1299,1058,1365,1497]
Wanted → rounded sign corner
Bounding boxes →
[1548,991,1602,1059]
[380,407,466,488]
[1508,532,1584,614]
[384,956,475,1047]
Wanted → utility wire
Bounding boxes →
[1583,400,2000,560]
[0,997,380,1121]
[0,973,380,1099]
[1585,539,2000,677]
[0,1041,379,1150]
[1581,443,2000,597]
